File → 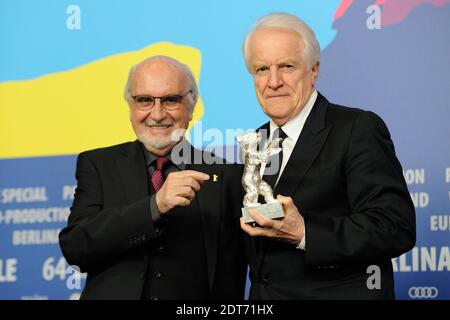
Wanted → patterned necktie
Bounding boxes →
[151,157,169,192]
[262,128,288,190]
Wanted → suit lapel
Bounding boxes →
[274,95,331,197]
[115,141,149,204]
[257,93,332,272]
[117,142,222,293]
[187,147,222,294]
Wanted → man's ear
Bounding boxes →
[187,92,197,121]
[311,61,320,85]
[189,103,195,121]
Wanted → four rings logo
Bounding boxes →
[408,286,438,299]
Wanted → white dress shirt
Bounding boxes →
[260,90,318,250]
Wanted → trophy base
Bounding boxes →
[241,202,284,223]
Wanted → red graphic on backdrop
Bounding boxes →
[334,0,450,26]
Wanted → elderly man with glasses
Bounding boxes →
[59,56,246,300]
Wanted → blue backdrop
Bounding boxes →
[1,0,449,300]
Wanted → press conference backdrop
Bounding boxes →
[1,0,449,300]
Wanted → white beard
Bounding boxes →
[137,132,173,149]
[137,128,186,150]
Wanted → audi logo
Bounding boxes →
[408,286,438,299]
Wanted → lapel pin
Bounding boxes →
[213,174,219,182]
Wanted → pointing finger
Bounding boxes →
[178,170,210,182]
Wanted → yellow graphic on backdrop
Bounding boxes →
[0,43,203,158]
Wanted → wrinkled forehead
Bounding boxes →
[248,28,304,63]
[131,60,189,95]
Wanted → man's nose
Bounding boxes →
[268,68,283,90]
[150,100,166,121]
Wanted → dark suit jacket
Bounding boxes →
[59,141,246,300]
[247,92,416,300]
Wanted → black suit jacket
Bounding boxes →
[247,92,416,299]
[59,141,246,299]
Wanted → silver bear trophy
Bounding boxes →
[236,131,284,223]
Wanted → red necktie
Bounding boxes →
[151,157,169,192]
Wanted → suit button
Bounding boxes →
[260,278,269,288]
[139,272,145,279]
[149,296,158,300]
[153,271,162,278]
[157,246,165,253]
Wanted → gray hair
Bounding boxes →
[243,12,320,72]
[124,55,199,110]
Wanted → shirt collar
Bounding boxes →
[143,139,189,170]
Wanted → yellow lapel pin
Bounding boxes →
[213,174,219,182]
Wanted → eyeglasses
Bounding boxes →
[131,90,192,111]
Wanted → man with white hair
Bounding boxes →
[240,12,415,299]
[59,56,246,299]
